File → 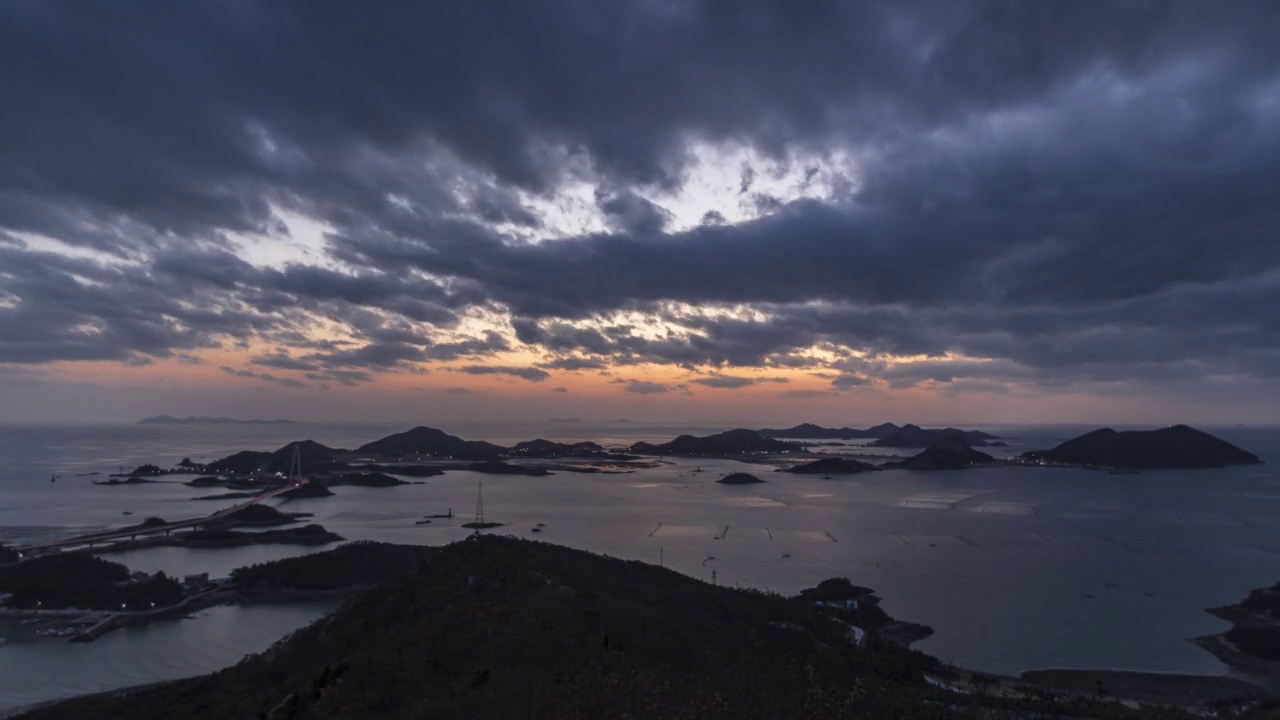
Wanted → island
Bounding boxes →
[137,416,296,425]
[885,437,996,471]
[628,429,802,456]
[759,422,901,440]
[868,424,1000,448]
[784,457,876,474]
[716,472,764,484]
[509,439,608,458]
[1020,425,1263,469]
[355,425,506,460]
[0,553,183,611]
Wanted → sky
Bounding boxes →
[1,1,1279,426]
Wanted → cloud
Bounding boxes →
[690,375,755,389]
[831,374,870,391]
[219,365,306,388]
[539,356,608,371]
[781,388,831,399]
[458,365,551,382]
[3,1,1280,408]
[619,380,671,395]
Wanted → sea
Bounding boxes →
[1,421,1278,713]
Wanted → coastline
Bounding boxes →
[9,549,1270,714]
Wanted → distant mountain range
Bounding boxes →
[138,416,297,425]
[178,422,1261,478]
[868,424,1001,448]
[629,429,802,456]
[759,422,1002,447]
[759,422,901,440]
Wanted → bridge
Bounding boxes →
[12,448,311,557]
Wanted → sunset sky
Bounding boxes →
[2,2,1278,425]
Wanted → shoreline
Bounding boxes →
[69,585,358,642]
[12,580,1268,713]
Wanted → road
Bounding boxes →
[13,479,309,556]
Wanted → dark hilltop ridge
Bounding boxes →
[628,428,802,456]
[137,415,295,425]
[869,423,1002,448]
[760,422,902,439]
[1021,425,1263,470]
[19,537,1272,720]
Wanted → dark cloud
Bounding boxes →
[2,1,1279,401]
[691,375,755,389]
[305,369,375,386]
[619,380,672,395]
[831,374,871,391]
[219,365,306,388]
[688,374,786,389]
[781,388,831,399]
[539,356,609,371]
[458,365,550,382]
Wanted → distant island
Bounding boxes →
[869,423,1002,448]
[886,437,996,471]
[137,416,297,425]
[759,422,902,440]
[1020,425,1262,469]
[759,422,1003,447]
[716,472,764,484]
[785,457,876,474]
[629,429,801,456]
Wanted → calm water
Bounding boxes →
[2,421,1279,713]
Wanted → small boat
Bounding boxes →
[50,474,56,483]
[414,519,432,526]
[531,527,542,533]
[822,474,832,480]
[122,511,133,516]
